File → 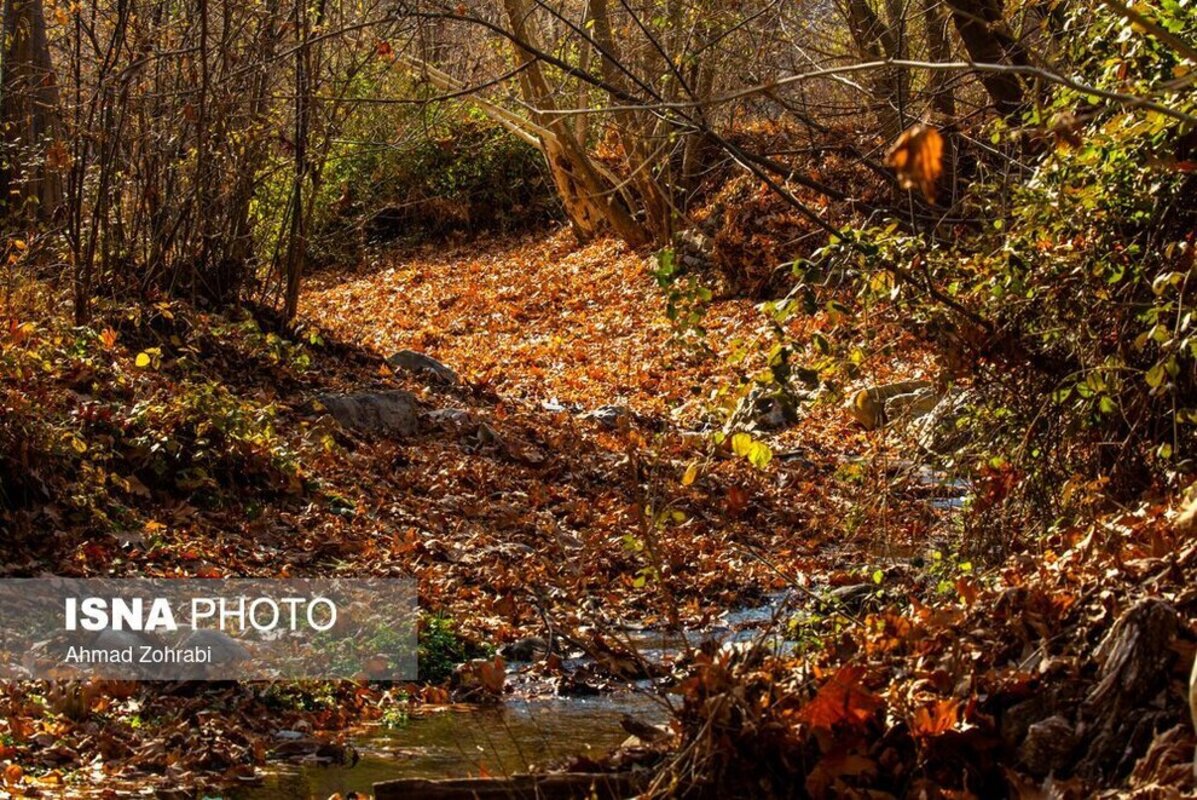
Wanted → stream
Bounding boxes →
[231,692,669,799]
[228,471,968,799]
[227,596,791,800]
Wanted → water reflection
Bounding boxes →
[233,692,669,800]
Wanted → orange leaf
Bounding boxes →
[885,124,944,203]
[797,664,883,730]
[911,698,960,737]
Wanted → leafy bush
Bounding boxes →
[770,4,1195,555]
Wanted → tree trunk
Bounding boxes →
[844,0,906,139]
[0,0,63,221]
[282,0,311,321]
[944,0,1027,116]
[923,0,956,119]
[500,0,649,247]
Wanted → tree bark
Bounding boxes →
[843,0,907,139]
[501,0,649,247]
[944,0,1028,116]
[0,0,63,221]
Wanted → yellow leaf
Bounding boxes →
[731,432,754,458]
[134,352,151,368]
[681,462,698,486]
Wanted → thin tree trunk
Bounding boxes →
[282,0,310,321]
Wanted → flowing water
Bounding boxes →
[231,691,670,799]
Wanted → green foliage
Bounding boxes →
[0,300,308,533]
[653,248,713,346]
[418,613,490,683]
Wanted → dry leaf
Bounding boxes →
[885,124,944,203]
[796,664,883,730]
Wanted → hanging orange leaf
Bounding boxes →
[796,664,883,730]
[885,124,944,203]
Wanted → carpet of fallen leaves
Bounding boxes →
[2,227,1194,797]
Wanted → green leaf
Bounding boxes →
[1145,362,1166,389]
[872,569,884,585]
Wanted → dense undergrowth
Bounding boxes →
[2,2,1196,796]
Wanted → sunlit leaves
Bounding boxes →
[731,432,772,469]
[885,124,944,203]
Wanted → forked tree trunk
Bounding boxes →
[923,0,956,119]
[500,0,649,247]
[844,0,907,139]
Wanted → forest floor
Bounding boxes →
[1,227,1195,797]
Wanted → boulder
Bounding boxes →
[315,391,419,437]
[388,350,458,385]
[909,387,972,454]
[847,380,933,430]
[883,386,939,424]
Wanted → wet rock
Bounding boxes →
[315,391,419,437]
[499,636,551,662]
[388,350,458,385]
[619,713,669,743]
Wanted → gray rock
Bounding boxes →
[387,350,458,385]
[179,629,251,664]
[315,391,419,437]
[827,583,874,610]
[583,405,629,429]
[424,407,473,426]
[883,386,939,424]
[910,387,972,454]
[676,229,713,270]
